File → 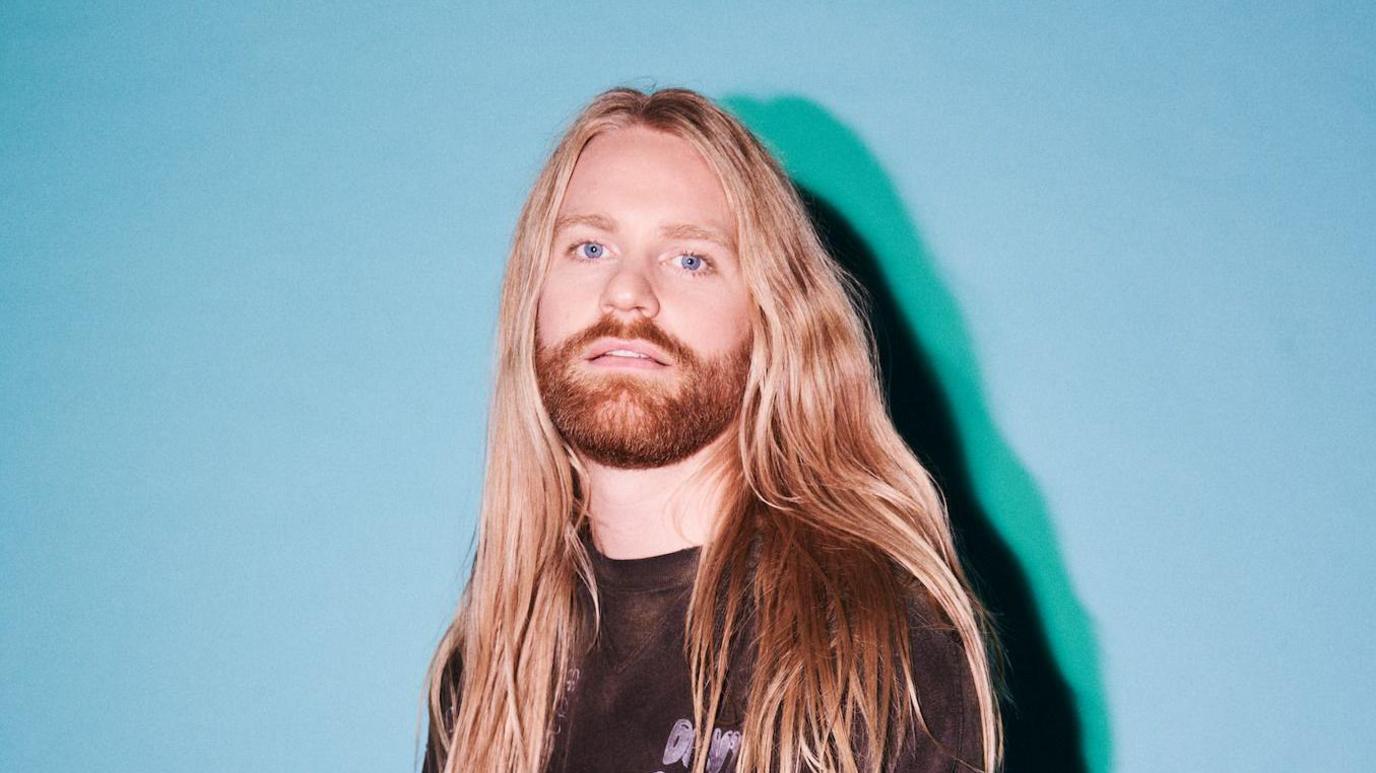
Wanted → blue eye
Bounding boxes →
[576,241,606,260]
[678,253,706,271]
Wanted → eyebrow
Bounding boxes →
[553,213,617,234]
[660,222,735,248]
[553,213,736,249]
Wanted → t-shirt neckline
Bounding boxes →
[585,536,702,592]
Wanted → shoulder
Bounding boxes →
[904,590,970,699]
[890,590,985,773]
[423,648,464,773]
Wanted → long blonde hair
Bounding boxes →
[426,87,1002,772]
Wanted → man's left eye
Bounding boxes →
[678,253,707,271]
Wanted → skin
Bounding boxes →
[536,126,753,559]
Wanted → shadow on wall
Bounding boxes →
[723,94,1109,773]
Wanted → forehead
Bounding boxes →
[557,126,736,239]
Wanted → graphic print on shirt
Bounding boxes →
[653,717,741,773]
[552,666,581,736]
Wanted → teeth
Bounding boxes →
[605,349,650,359]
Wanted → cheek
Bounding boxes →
[535,281,589,349]
[690,291,754,355]
[534,284,560,348]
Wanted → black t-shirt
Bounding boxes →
[424,542,982,772]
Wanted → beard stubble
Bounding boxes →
[535,315,751,469]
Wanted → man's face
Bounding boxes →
[534,126,753,469]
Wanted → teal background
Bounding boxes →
[3,3,1372,772]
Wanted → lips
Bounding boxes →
[588,352,666,370]
[597,349,655,361]
[585,338,672,366]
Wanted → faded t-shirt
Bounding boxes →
[424,541,982,773]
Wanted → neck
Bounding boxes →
[580,432,737,559]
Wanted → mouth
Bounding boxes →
[584,338,673,367]
[586,349,669,370]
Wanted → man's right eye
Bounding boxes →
[573,241,607,260]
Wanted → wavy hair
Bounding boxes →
[425,87,1002,773]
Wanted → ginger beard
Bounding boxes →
[535,315,752,469]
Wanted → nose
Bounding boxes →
[599,261,660,319]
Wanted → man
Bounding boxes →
[424,87,1001,773]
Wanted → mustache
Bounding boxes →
[547,315,698,366]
